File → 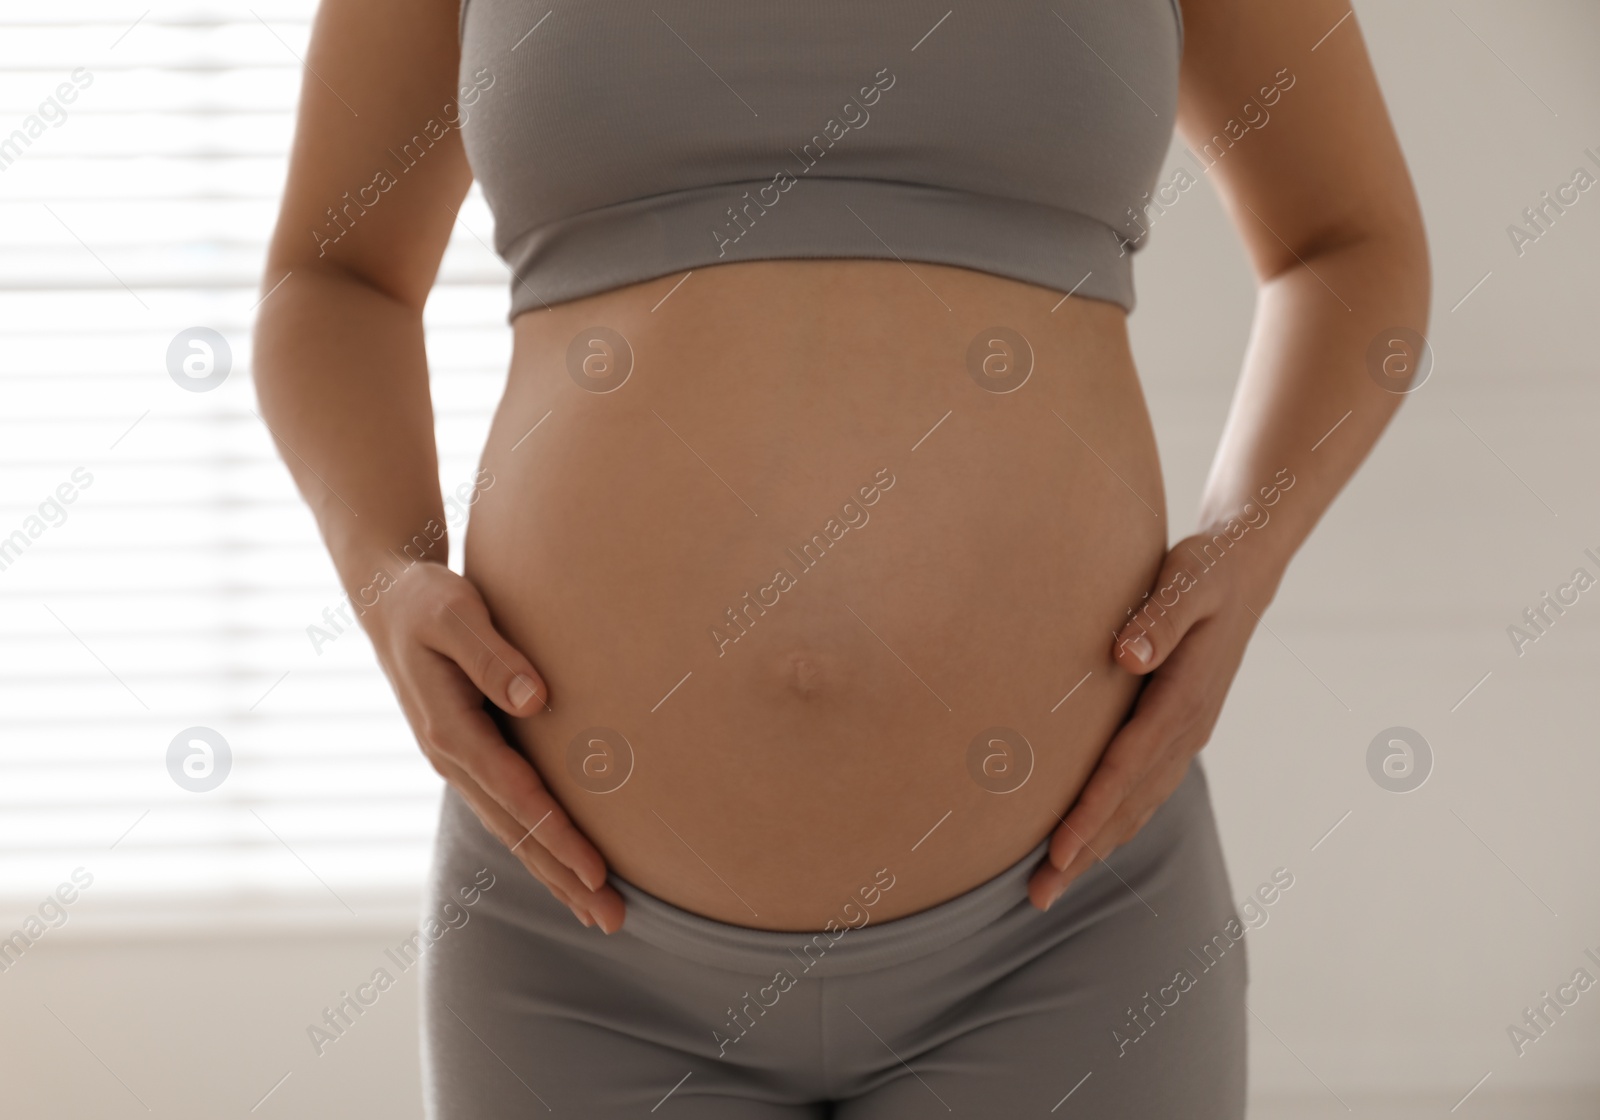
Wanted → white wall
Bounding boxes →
[4,1,1598,1117]
[1134,0,1600,1112]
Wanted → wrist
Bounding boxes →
[329,514,449,588]
[334,540,451,635]
[1186,512,1293,610]
[1193,465,1306,604]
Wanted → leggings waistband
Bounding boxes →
[610,836,1051,977]
[605,760,1210,977]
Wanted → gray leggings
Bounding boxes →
[419,760,1246,1117]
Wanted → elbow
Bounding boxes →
[1376,208,1432,336]
[1377,186,1432,317]
[1261,203,1433,323]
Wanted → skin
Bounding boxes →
[466,262,1163,930]
[1027,0,1431,910]
[253,0,1428,935]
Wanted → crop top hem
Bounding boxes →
[497,175,1138,321]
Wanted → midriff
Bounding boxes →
[461,259,1167,931]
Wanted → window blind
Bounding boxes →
[0,2,508,933]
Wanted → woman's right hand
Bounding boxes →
[359,559,625,933]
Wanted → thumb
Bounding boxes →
[1111,541,1209,674]
[428,587,549,716]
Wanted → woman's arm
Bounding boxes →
[1030,0,1431,908]
[253,0,623,930]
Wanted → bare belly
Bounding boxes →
[461,259,1167,930]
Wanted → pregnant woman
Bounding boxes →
[254,0,1428,1114]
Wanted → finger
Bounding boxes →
[431,711,611,891]
[438,758,595,924]
[1029,792,1145,911]
[425,584,550,717]
[1046,714,1164,873]
[441,757,626,932]
[1111,538,1216,675]
[453,706,611,891]
[444,763,590,919]
[1030,753,1193,910]
[1039,797,1144,905]
[447,761,627,934]
[1048,656,1207,873]
[500,798,626,932]
[1028,836,1099,911]
[409,651,610,893]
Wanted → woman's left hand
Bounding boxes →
[1027,529,1283,911]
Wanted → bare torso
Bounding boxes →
[462,259,1167,930]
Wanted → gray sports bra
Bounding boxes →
[456,1,1182,318]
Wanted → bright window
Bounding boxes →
[0,3,504,931]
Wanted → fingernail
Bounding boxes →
[507,674,537,709]
[580,867,604,892]
[575,909,593,928]
[1127,634,1153,664]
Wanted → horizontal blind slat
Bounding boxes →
[0,3,508,922]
